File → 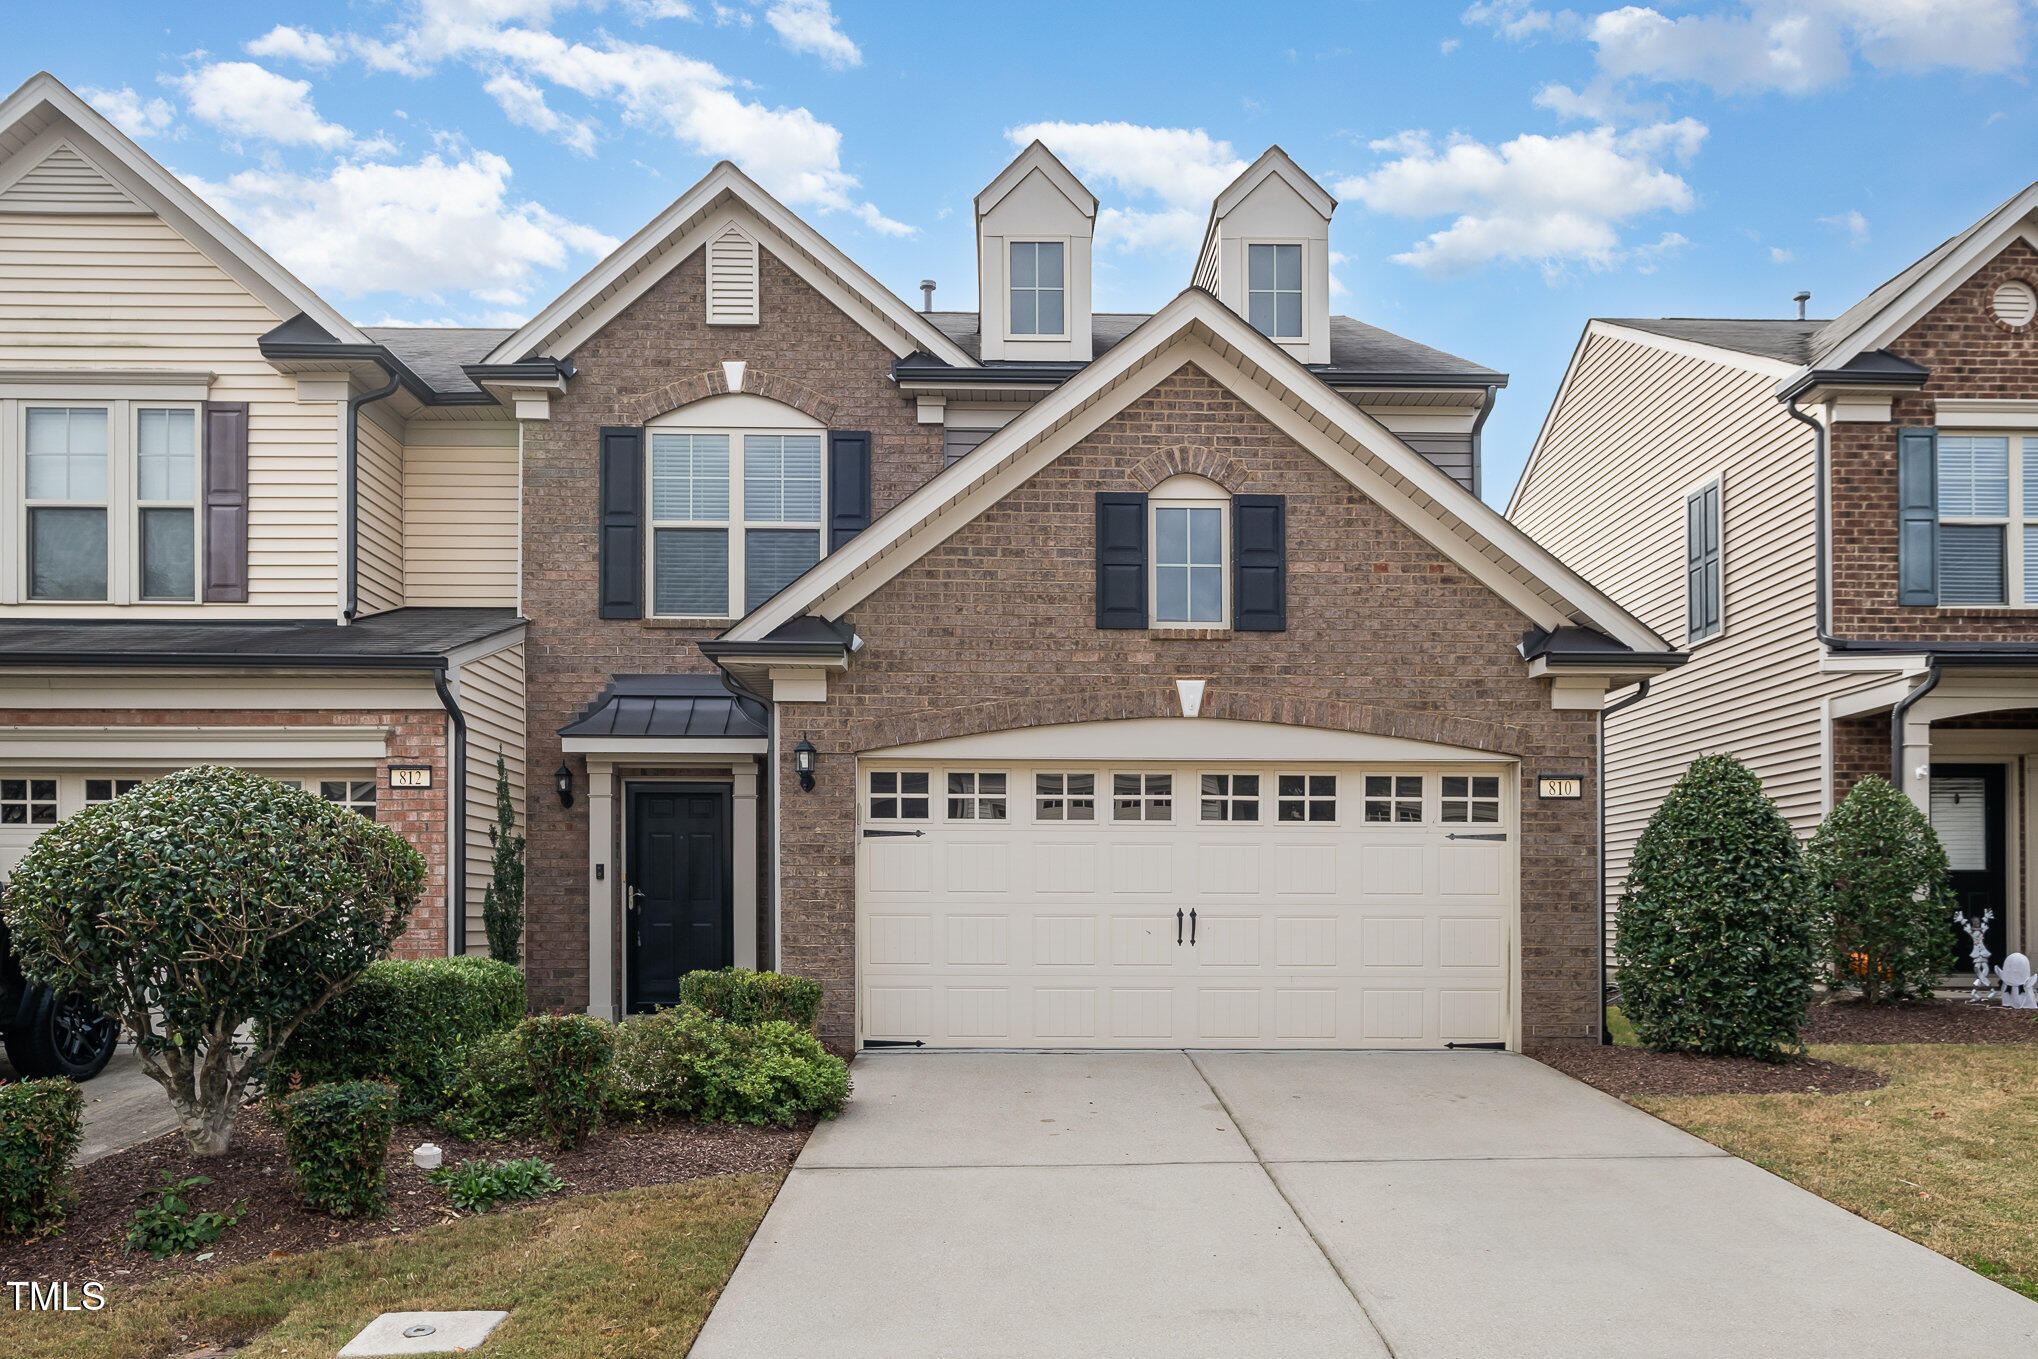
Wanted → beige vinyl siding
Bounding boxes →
[403,423,519,606]
[0,211,339,617]
[0,142,146,214]
[356,409,404,614]
[1510,332,1877,954]
[458,641,526,956]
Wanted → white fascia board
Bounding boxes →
[1211,146,1337,223]
[0,76,365,343]
[1819,651,1931,675]
[728,288,1669,654]
[483,162,974,368]
[560,736,769,756]
[975,141,1098,218]
[1805,198,2038,379]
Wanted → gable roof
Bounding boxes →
[1600,318,1826,367]
[0,72,367,345]
[727,286,1664,656]
[364,327,515,398]
[482,160,975,368]
[976,140,1097,218]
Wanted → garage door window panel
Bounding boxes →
[1034,771,1096,822]
[1112,772,1173,822]
[1,778,58,825]
[1278,773,1338,823]
[1441,775,1502,824]
[1364,775,1423,824]
[868,770,930,821]
[946,771,1008,821]
[1200,773,1261,822]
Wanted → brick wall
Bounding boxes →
[1831,237,2038,639]
[0,706,451,956]
[519,244,942,1011]
[776,365,1604,1047]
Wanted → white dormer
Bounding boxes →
[1193,147,1336,365]
[975,141,1097,362]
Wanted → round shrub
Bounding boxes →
[518,1014,613,1150]
[0,1078,83,1235]
[679,968,823,1029]
[3,767,425,1155]
[439,1031,538,1142]
[1809,775,1955,1004]
[280,1081,399,1218]
[1615,753,1818,1060]
[279,956,526,1118]
[606,1006,848,1127]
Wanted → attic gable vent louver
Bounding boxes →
[706,222,760,326]
[1993,279,2037,329]
[0,141,147,214]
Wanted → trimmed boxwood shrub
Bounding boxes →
[679,968,823,1029]
[1616,753,1819,1060]
[0,1078,83,1235]
[439,1031,538,1141]
[279,956,525,1118]
[1810,775,1955,1004]
[280,1081,398,1218]
[605,1006,848,1127]
[519,1014,612,1150]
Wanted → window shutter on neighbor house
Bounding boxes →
[828,431,872,551]
[201,401,249,602]
[1685,482,1720,639]
[1233,494,1287,631]
[1095,491,1148,629]
[1898,426,1940,607]
[598,426,644,619]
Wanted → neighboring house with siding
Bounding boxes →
[0,73,525,955]
[1510,180,2038,980]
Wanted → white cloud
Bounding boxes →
[621,0,697,18]
[83,86,176,139]
[484,71,599,154]
[762,0,861,68]
[188,149,616,304]
[1821,208,1870,243]
[1010,121,1246,209]
[174,62,354,149]
[1770,245,1796,262]
[1461,1,1566,41]
[1094,206,1209,254]
[1532,79,1660,122]
[339,1,909,234]
[246,25,343,66]
[1337,119,1706,277]
[1329,249,1351,298]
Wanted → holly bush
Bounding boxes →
[1809,775,1954,1004]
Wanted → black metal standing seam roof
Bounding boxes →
[559,674,770,740]
[0,607,524,666]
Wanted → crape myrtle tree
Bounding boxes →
[1615,753,1819,1060]
[2,766,424,1155]
[1808,775,1954,1004]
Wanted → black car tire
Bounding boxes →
[3,987,119,1081]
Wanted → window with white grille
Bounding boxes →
[706,223,760,326]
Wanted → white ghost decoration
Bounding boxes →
[1997,954,2037,1010]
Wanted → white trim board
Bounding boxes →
[0,725,391,764]
[873,717,1516,763]
[724,288,1667,655]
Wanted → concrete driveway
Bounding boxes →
[1,1044,176,1164]
[690,1049,2038,1358]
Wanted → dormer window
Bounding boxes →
[1248,244,1303,340]
[1009,240,1065,337]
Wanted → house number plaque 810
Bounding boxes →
[1538,777,1583,800]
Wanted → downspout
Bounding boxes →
[1469,382,1500,503]
[433,664,469,956]
[1599,678,1653,1045]
[1784,395,1843,649]
[343,363,402,622]
[1890,662,1942,791]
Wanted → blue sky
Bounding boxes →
[13,1,2038,504]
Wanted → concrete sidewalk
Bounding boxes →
[690,1050,2038,1358]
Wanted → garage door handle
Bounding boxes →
[862,829,926,838]
[1176,909,1184,946]
[1446,832,1508,842]
[1189,908,1197,946]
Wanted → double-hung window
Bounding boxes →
[1247,243,1303,339]
[136,408,197,600]
[1150,475,1229,627]
[1009,241,1065,337]
[648,427,823,617]
[17,402,198,604]
[25,406,109,601]
[1685,476,1722,641]
[1935,433,2038,605]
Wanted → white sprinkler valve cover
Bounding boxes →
[413,1142,443,1171]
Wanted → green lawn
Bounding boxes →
[1635,1044,2038,1301]
[0,1173,781,1359]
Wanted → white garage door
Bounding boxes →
[856,756,1517,1049]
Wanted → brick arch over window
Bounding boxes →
[1125,444,1254,494]
[616,368,840,426]
[858,685,1529,756]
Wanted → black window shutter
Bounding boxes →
[1233,494,1287,631]
[598,425,643,619]
[1095,491,1148,629]
[200,401,249,603]
[828,430,872,551]
[1898,426,1939,606]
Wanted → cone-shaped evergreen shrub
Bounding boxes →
[1808,775,1954,1004]
[1615,754,1817,1059]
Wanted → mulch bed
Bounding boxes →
[1803,996,2038,1045]
[1531,1041,1887,1099]
[7,1106,810,1292]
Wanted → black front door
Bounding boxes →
[626,783,732,1011]
[1931,763,2007,974]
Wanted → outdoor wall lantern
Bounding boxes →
[555,762,575,808]
[793,739,817,792]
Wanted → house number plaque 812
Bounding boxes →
[388,765,433,790]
